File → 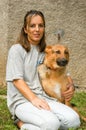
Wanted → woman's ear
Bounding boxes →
[24,27,27,34]
[24,25,29,34]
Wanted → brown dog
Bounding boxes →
[38,44,86,122]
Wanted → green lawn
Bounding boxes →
[0,97,17,130]
[0,87,86,130]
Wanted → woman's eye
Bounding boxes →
[38,24,44,28]
[30,24,35,28]
[29,24,44,28]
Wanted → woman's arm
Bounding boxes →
[13,79,50,110]
[13,79,36,101]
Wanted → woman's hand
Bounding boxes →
[62,83,75,102]
[31,96,50,110]
[13,79,50,110]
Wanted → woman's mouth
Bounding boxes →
[34,34,40,38]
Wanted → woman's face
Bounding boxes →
[24,15,45,45]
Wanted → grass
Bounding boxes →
[0,87,86,130]
[71,92,86,130]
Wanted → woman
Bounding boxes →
[6,10,80,130]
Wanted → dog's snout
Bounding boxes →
[56,58,68,66]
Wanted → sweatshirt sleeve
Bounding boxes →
[6,44,25,81]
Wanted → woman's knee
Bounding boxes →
[69,114,80,128]
[40,115,60,130]
[20,117,60,130]
[64,112,81,128]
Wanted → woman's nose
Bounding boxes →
[36,25,39,31]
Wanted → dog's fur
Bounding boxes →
[38,44,86,122]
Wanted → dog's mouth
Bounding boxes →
[56,58,68,67]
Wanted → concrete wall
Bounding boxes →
[0,0,86,88]
[0,0,8,86]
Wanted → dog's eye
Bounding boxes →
[55,50,60,54]
[65,51,69,55]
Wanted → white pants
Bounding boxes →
[15,100,80,130]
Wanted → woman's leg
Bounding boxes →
[48,101,81,129]
[20,124,40,130]
[15,102,61,130]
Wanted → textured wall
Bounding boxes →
[0,0,86,88]
[0,0,8,86]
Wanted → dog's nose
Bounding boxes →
[56,58,68,66]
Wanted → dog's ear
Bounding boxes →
[45,45,52,53]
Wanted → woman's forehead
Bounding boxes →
[27,15,44,24]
